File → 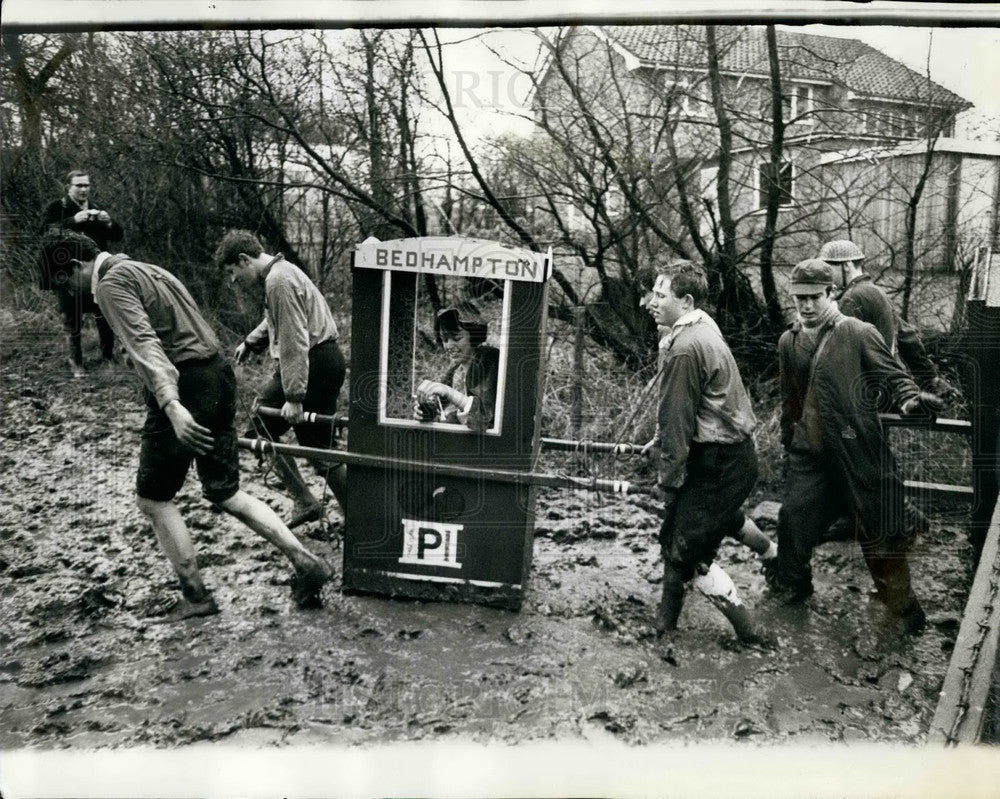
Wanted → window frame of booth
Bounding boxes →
[376,271,512,436]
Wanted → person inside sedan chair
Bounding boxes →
[413,305,500,432]
[646,259,773,646]
[39,232,332,622]
[768,259,944,637]
[214,229,348,531]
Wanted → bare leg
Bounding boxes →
[217,490,331,607]
[136,495,219,621]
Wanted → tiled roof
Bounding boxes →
[598,25,969,108]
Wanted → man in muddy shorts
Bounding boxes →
[38,232,332,622]
[214,229,346,530]
[646,259,772,646]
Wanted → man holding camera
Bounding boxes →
[40,170,124,376]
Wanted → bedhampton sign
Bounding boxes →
[354,236,551,284]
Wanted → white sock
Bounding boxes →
[694,562,743,607]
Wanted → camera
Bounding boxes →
[87,209,99,219]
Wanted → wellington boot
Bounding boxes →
[288,502,324,529]
[715,600,776,647]
[656,568,685,637]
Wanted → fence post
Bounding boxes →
[967,247,1000,565]
[570,303,584,437]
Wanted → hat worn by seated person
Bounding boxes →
[789,259,834,295]
[435,306,488,347]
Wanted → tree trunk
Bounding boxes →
[758,26,788,332]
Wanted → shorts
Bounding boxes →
[136,354,240,504]
[252,339,345,450]
[659,437,757,581]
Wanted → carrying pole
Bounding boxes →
[238,436,643,495]
[253,406,647,455]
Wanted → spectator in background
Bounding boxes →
[819,238,957,398]
[38,232,333,621]
[39,170,123,376]
[215,229,347,530]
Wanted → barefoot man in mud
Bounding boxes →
[39,233,332,622]
[645,259,772,645]
[214,229,347,530]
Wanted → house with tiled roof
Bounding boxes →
[533,25,994,277]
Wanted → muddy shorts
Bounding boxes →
[251,339,345,449]
[659,437,757,581]
[136,354,240,504]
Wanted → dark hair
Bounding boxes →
[635,262,658,295]
[655,259,708,307]
[66,169,89,185]
[435,307,488,348]
[213,229,263,268]
[38,232,101,290]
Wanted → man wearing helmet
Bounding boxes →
[818,238,956,399]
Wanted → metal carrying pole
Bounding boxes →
[256,406,969,447]
[237,436,644,495]
[253,406,647,455]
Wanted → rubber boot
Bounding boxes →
[694,563,774,646]
[731,516,774,557]
[271,454,322,528]
[656,563,686,636]
[323,463,348,510]
[67,335,85,378]
[864,549,925,637]
[291,553,333,609]
[712,599,774,646]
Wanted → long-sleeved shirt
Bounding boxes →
[656,309,757,489]
[92,253,220,408]
[243,258,339,404]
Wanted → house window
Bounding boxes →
[757,160,794,209]
[700,166,718,204]
[796,85,814,121]
[781,84,815,124]
[665,76,711,118]
[605,186,625,218]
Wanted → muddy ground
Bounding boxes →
[0,317,977,756]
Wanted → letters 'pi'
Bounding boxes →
[399,519,463,569]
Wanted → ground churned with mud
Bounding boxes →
[0,318,975,750]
